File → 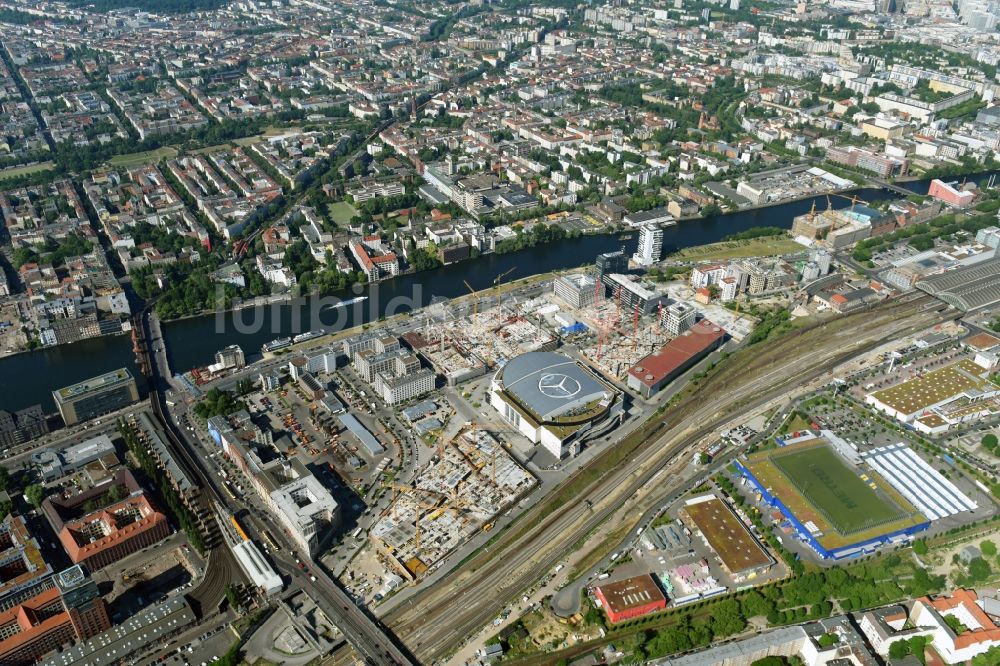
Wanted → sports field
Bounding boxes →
[327,201,358,226]
[771,444,902,533]
[745,439,925,550]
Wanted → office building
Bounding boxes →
[53,369,139,426]
[270,475,340,557]
[378,368,436,406]
[42,469,171,571]
[41,596,196,666]
[633,223,664,267]
[602,273,670,315]
[0,565,110,665]
[553,273,597,309]
[0,406,48,449]
[661,302,696,336]
[31,434,117,482]
[976,226,1000,249]
[811,248,832,275]
[213,345,245,370]
[595,249,628,286]
[341,330,399,361]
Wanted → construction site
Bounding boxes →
[574,286,673,381]
[403,296,559,385]
[365,426,537,582]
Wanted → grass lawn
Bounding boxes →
[0,161,54,181]
[108,146,178,168]
[782,412,813,435]
[670,235,805,261]
[328,201,358,226]
[771,444,904,533]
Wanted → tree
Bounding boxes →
[982,433,998,449]
[913,539,928,556]
[225,583,241,611]
[24,484,47,507]
[982,540,998,558]
[0,467,11,493]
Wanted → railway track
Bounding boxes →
[326,294,952,664]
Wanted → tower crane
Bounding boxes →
[463,279,479,317]
[494,266,517,287]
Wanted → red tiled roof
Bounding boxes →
[627,319,726,387]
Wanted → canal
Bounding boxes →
[0,171,992,413]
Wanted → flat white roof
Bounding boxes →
[233,539,283,594]
[270,475,339,535]
[863,443,977,521]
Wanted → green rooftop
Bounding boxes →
[55,368,133,402]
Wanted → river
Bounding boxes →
[1,171,993,414]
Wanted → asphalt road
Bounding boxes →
[144,310,417,665]
[336,294,952,664]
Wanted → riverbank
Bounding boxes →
[0,171,972,412]
[669,234,805,262]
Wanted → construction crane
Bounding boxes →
[494,266,516,287]
[463,280,479,317]
[830,192,869,212]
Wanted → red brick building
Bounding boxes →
[594,574,667,624]
[42,469,170,572]
[0,565,109,665]
[626,319,726,398]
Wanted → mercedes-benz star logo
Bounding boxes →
[538,373,582,399]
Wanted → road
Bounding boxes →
[324,294,953,664]
[140,310,418,665]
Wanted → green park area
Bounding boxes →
[0,161,55,181]
[328,201,358,226]
[108,147,178,168]
[670,235,804,262]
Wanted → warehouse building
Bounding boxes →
[490,351,623,459]
[594,574,667,624]
[53,369,139,426]
[865,358,1000,430]
[627,320,726,398]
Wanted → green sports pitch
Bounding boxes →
[770,444,906,534]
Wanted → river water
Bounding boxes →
[1,171,992,413]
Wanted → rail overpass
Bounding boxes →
[137,310,417,665]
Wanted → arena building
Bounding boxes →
[490,352,623,459]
